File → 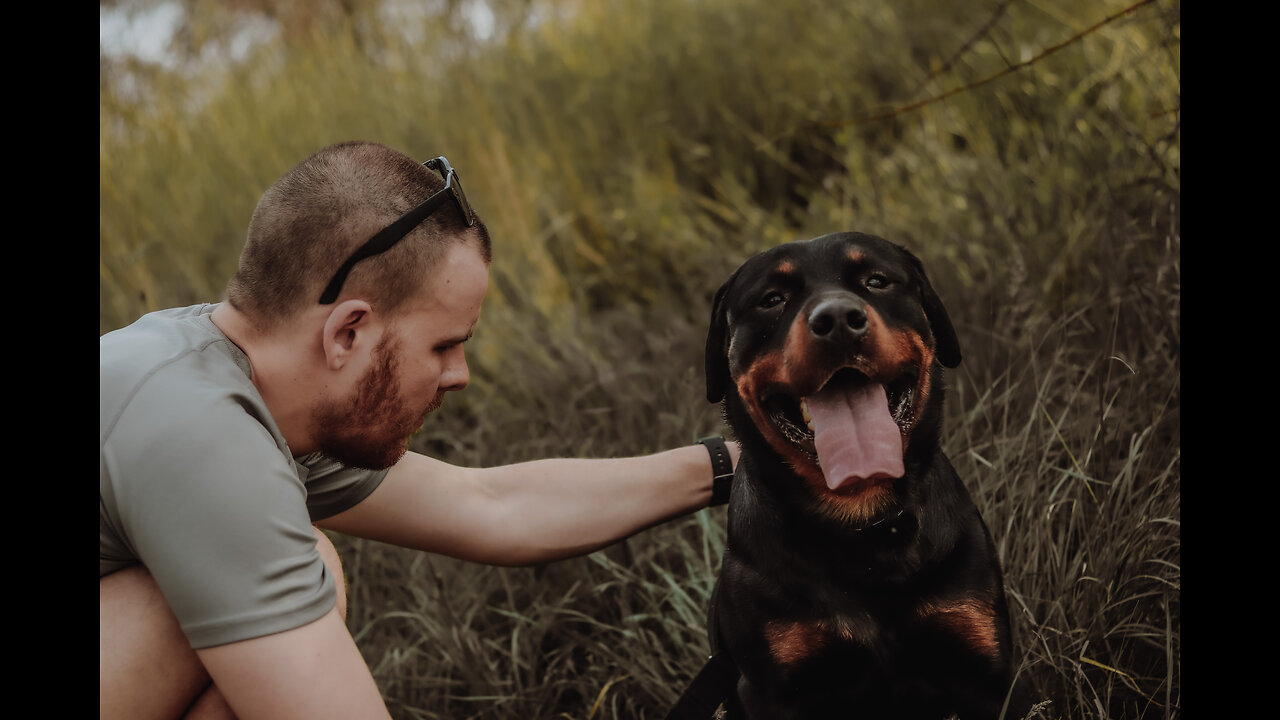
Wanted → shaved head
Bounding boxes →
[225,141,491,328]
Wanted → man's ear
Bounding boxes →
[320,299,377,370]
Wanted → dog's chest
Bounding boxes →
[761,610,882,667]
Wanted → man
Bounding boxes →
[100,141,737,719]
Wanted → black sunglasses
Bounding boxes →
[319,156,477,305]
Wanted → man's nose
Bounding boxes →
[441,347,470,391]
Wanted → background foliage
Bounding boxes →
[101,0,1180,717]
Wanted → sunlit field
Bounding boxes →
[100,0,1179,717]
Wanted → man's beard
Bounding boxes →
[311,333,443,470]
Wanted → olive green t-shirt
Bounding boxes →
[100,304,388,649]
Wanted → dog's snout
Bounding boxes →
[808,296,868,345]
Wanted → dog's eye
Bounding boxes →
[759,291,786,309]
[865,273,891,289]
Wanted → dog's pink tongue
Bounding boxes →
[808,382,904,491]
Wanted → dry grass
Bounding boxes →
[101,0,1180,716]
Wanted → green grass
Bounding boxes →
[101,0,1179,716]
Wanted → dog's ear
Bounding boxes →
[902,247,962,368]
[705,272,736,403]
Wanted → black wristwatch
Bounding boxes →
[696,436,734,506]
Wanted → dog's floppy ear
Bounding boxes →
[902,247,962,369]
[704,271,737,403]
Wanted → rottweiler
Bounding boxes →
[703,232,1028,719]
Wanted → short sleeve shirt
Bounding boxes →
[100,304,389,649]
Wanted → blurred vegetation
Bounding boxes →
[101,0,1179,717]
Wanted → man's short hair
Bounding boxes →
[225,141,492,326]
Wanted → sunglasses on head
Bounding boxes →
[319,156,477,305]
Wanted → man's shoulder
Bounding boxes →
[101,303,221,365]
[100,303,260,442]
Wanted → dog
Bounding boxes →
[703,232,1028,719]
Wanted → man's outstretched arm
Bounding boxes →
[319,443,737,566]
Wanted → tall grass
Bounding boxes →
[101,0,1179,717]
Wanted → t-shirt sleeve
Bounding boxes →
[300,454,389,522]
[102,376,336,649]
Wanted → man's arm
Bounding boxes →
[318,444,736,565]
[101,528,376,720]
[196,608,391,720]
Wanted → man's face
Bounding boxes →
[313,241,489,469]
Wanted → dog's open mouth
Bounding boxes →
[765,368,916,490]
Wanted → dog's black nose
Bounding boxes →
[808,296,868,346]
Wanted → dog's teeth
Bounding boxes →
[800,398,813,430]
[891,388,915,430]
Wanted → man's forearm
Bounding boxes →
[197,609,391,720]
[475,444,729,565]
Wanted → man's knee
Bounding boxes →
[312,527,347,620]
[102,534,348,719]
[101,566,210,720]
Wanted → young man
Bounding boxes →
[100,141,737,719]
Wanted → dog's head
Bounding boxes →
[705,232,961,520]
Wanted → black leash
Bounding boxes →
[664,651,739,720]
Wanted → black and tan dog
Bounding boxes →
[703,232,1027,719]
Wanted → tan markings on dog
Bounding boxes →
[735,351,826,487]
[765,615,878,666]
[765,620,828,666]
[879,322,934,455]
[733,296,940,522]
[812,483,899,524]
[734,309,833,485]
[794,307,910,522]
[775,260,797,275]
[917,598,1001,658]
[904,330,933,452]
[865,307,934,453]
[847,250,866,264]
[779,308,829,390]
[863,307,914,377]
